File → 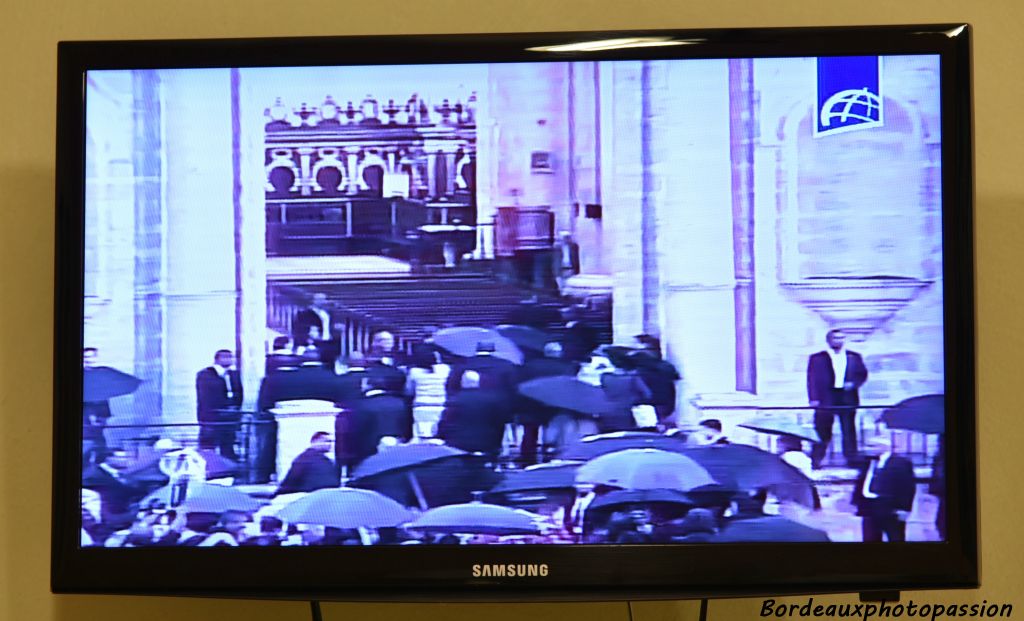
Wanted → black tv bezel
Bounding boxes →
[52,24,978,600]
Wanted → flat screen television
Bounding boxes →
[52,24,977,601]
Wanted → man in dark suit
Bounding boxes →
[446,341,518,398]
[355,375,411,443]
[552,231,581,294]
[517,342,578,463]
[332,351,370,410]
[366,330,407,394]
[276,432,339,495]
[334,375,408,474]
[806,329,868,468]
[196,349,244,459]
[81,450,146,537]
[292,293,333,351]
[439,370,510,459]
[851,442,917,542]
[265,336,300,374]
[631,335,681,427]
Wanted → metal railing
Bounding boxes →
[690,401,940,467]
[100,417,274,484]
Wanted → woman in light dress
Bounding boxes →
[405,345,451,441]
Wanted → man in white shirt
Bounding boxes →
[806,329,868,468]
[292,293,332,350]
[851,438,917,542]
[195,350,244,458]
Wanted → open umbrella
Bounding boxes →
[738,418,820,443]
[496,325,551,353]
[432,327,524,364]
[880,394,945,434]
[682,444,817,508]
[712,515,831,543]
[587,488,694,512]
[83,366,142,402]
[196,450,241,479]
[487,461,582,495]
[277,487,413,529]
[350,443,499,510]
[518,376,616,418]
[576,449,716,491]
[140,482,264,513]
[406,502,542,535]
[559,431,689,461]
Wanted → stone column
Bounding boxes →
[161,69,238,428]
[236,69,268,408]
[130,70,166,426]
[84,72,142,440]
[651,60,738,424]
[345,147,360,195]
[608,61,645,339]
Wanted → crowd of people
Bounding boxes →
[81,294,937,546]
[231,294,683,485]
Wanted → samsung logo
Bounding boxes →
[472,564,549,578]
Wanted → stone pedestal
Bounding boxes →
[271,400,341,482]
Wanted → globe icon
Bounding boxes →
[820,87,882,129]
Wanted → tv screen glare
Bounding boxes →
[52,25,977,599]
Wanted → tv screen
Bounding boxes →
[52,25,977,599]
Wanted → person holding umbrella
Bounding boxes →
[83,348,112,466]
[83,347,142,467]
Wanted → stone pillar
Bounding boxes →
[652,60,738,424]
[443,148,458,196]
[425,150,438,197]
[161,69,238,428]
[608,61,645,339]
[345,148,360,195]
[131,70,166,425]
[562,62,613,298]
[84,72,141,439]
[236,69,268,408]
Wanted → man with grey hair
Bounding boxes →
[438,370,509,459]
[517,341,579,463]
[851,436,916,542]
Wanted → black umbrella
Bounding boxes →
[406,502,542,535]
[496,325,551,353]
[880,394,944,434]
[487,461,582,495]
[518,376,616,418]
[738,418,820,443]
[683,445,817,508]
[712,515,830,543]
[432,327,524,364]
[83,366,142,402]
[277,488,414,529]
[587,488,694,512]
[350,444,499,511]
[559,431,689,461]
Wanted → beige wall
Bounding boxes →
[1,1,1020,620]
